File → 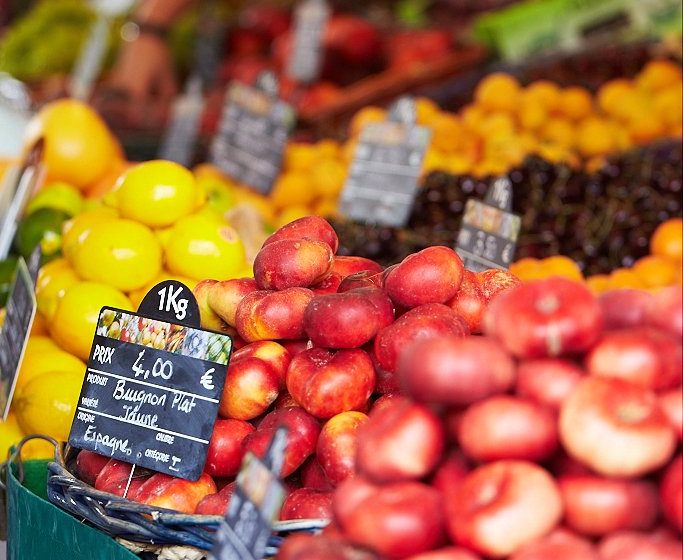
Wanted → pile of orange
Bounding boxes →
[510,218,682,294]
[586,217,682,294]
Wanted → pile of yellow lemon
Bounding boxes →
[1,101,254,460]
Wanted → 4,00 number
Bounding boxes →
[131,349,173,381]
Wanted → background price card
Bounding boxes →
[455,178,521,272]
[68,307,231,481]
[338,118,431,228]
[209,82,295,195]
[211,428,287,560]
[0,258,36,419]
[287,0,330,83]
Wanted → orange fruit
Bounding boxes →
[477,112,516,137]
[636,60,682,93]
[576,117,617,157]
[626,114,666,145]
[597,79,634,116]
[311,158,347,198]
[558,87,593,121]
[316,139,341,160]
[542,255,583,281]
[653,85,683,129]
[269,171,315,209]
[650,218,683,262]
[348,106,386,137]
[431,113,464,152]
[313,198,339,218]
[509,258,545,281]
[461,105,487,132]
[274,205,311,229]
[524,80,562,113]
[415,97,441,126]
[632,255,678,288]
[608,268,647,290]
[24,99,122,191]
[283,143,318,172]
[541,119,575,149]
[518,96,548,131]
[474,73,522,113]
[586,274,610,294]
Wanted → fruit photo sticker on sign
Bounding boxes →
[68,281,231,481]
[287,0,330,83]
[338,96,432,228]
[209,73,296,195]
[210,427,288,560]
[455,177,521,272]
[0,258,36,419]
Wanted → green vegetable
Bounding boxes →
[0,0,122,82]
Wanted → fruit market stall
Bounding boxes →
[0,0,681,559]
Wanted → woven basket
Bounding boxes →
[34,439,328,558]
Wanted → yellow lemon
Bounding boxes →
[71,218,162,292]
[61,207,118,261]
[13,369,83,441]
[16,345,84,392]
[21,438,56,459]
[24,334,58,354]
[35,258,80,320]
[114,160,198,227]
[128,270,199,309]
[165,212,247,280]
[50,281,132,360]
[26,181,84,217]
[24,99,123,190]
[0,413,25,460]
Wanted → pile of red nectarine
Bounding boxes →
[278,277,682,559]
[73,216,682,560]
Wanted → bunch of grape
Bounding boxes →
[332,140,683,274]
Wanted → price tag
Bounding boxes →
[287,0,330,83]
[338,97,431,228]
[210,427,288,560]
[157,77,205,167]
[158,1,226,165]
[0,258,36,419]
[455,178,521,272]
[68,282,231,481]
[209,78,295,195]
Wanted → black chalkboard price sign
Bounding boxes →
[0,258,36,419]
[209,77,295,195]
[210,427,288,560]
[68,281,232,481]
[338,97,432,228]
[455,177,522,272]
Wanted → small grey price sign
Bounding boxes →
[338,97,431,227]
[210,428,288,560]
[287,0,330,83]
[0,258,36,419]
[455,177,521,272]
[209,80,295,195]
